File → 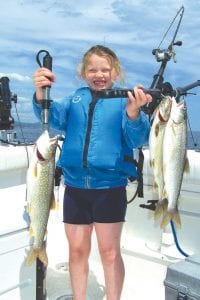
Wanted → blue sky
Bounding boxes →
[0,0,199,130]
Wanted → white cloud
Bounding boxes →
[0,0,199,130]
[0,73,31,82]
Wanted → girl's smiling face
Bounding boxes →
[82,54,118,91]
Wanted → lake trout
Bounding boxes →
[149,96,172,219]
[161,97,189,229]
[26,130,58,266]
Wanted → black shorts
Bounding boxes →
[63,185,127,224]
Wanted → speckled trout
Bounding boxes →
[149,96,172,219]
[161,97,189,229]
[26,130,58,266]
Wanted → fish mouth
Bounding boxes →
[158,111,168,123]
[50,136,58,144]
[36,148,46,162]
[177,99,186,107]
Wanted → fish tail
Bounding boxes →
[184,157,190,173]
[26,245,48,267]
[160,210,181,229]
[38,247,48,266]
[172,211,181,229]
[160,213,171,229]
[25,247,37,266]
[154,198,168,220]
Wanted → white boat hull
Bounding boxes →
[0,144,200,299]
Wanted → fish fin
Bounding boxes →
[154,203,163,220]
[162,198,168,215]
[149,159,154,168]
[54,199,60,210]
[155,124,159,137]
[26,247,37,266]
[160,213,171,229]
[33,163,38,177]
[50,193,56,210]
[38,247,48,267]
[29,226,34,237]
[56,201,60,210]
[162,188,168,200]
[154,198,168,220]
[26,245,48,267]
[153,181,158,192]
[184,157,190,173]
[54,186,60,209]
[160,210,181,229]
[172,212,181,229]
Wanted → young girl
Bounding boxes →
[33,45,152,300]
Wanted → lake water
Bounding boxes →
[2,121,200,151]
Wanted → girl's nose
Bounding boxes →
[95,71,104,77]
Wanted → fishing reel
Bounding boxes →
[0,77,17,130]
[94,7,188,115]
[152,41,182,63]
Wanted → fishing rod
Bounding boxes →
[36,49,52,130]
[95,81,200,102]
[95,6,200,114]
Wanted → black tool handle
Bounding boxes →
[36,50,53,126]
[94,88,162,100]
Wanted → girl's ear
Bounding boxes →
[77,63,86,80]
[81,72,86,80]
[111,69,119,82]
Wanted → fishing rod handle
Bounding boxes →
[95,88,162,100]
[176,80,200,96]
[36,50,53,127]
[43,52,52,71]
[36,49,52,91]
[36,50,52,71]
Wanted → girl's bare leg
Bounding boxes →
[64,223,93,300]
[95,222,125,300]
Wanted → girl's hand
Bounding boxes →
[33,67,56,101]
[126,85,152,119]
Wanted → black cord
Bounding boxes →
[187,115,199,150]
[13,102,32,168]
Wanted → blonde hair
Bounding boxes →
[78,45,125,85]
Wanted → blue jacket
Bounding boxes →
[33,87,150,188]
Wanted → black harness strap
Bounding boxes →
[125,148,144,204]
[136,148,144,198]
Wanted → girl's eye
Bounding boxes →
[102,69,110,73]
[88,69,96,73]
[87,68,111,74]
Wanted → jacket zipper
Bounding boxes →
[82,93,98,168]
[85,173,90,188]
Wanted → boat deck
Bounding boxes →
[2,146,199,299]
[46,188,180,300]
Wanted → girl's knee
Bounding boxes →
[99,246,121,264]
[69,245,90,262]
